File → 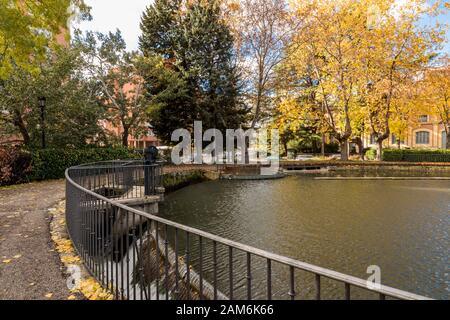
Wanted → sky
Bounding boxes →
[74,0,450,54]
[73,0,152,51]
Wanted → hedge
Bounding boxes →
[382,149,450,162]
[28,147,142,181]
[0,146,143,186]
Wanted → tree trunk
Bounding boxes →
[321,134,326,157]
[397,140,401,150]
[353,137,364,160]
[251,97,262,129]
[244,137,250,164]
[376,140,383,161]
[340,140,349,161]
[251,73,264,130]
[13,110,30,145]
[122,127,129,147]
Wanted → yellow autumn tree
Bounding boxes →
[389,81,422,149]
[281,0,369,160]
[418,57,450,149]
[279,0,447,160]
[360,0,446,159]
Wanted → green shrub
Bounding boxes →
[325,142,340,154]
[365,148,377,160]
[162,171,206,193]
[28,147,142,181]
[382,149,450,162]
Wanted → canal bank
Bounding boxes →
[158,170,449,299]
[163,161,450,180]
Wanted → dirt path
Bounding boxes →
[0,180,74,300]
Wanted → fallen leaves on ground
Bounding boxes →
[2,259,12,264]
[45,293,53,299]
[51,200,114,301]
[61,255,80,264]
[75,278,113,301]
[53,238,74,253]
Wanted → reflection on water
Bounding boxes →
[159,176,450,299]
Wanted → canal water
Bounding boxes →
[159,175,449,299]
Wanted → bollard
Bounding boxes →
[144,146,159,196]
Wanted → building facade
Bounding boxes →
[100,120,160,150]
[364,114,447,150]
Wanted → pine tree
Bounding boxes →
[139,0,248,143]
[139,0,182,59]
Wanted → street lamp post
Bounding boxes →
[144,146,158,196]
[38,97,46,149]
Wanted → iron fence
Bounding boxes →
[65,162,431,300]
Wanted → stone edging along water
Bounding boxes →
[314,176,450,180]
[164,162,450,182]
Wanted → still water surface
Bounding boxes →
[159,176,449,299]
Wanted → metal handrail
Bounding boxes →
[65,164,432,300]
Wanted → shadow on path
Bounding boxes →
[0,180,74,300]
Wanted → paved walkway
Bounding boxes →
[0,180,73,300]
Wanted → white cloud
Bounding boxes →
[72,0,153,51]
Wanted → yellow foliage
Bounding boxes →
[415,58,450,134]
[61,255,81,264]
[226,1,240,12]
[51,202,113,300]
[51,200,115,301]
[75,278,114,301]
[277,0,447,145]
[54,238,74,254]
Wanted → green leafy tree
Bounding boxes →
[0,46,104,148]
[0,0,90,79]
[74,30,150,147]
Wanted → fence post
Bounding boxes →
[144,146,158,196]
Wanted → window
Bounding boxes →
[418,115,429,123]
[391,134,404,145]
[415,131,430,145]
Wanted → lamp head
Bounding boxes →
[38,96,46,108]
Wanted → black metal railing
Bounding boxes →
[65,162,431,300]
